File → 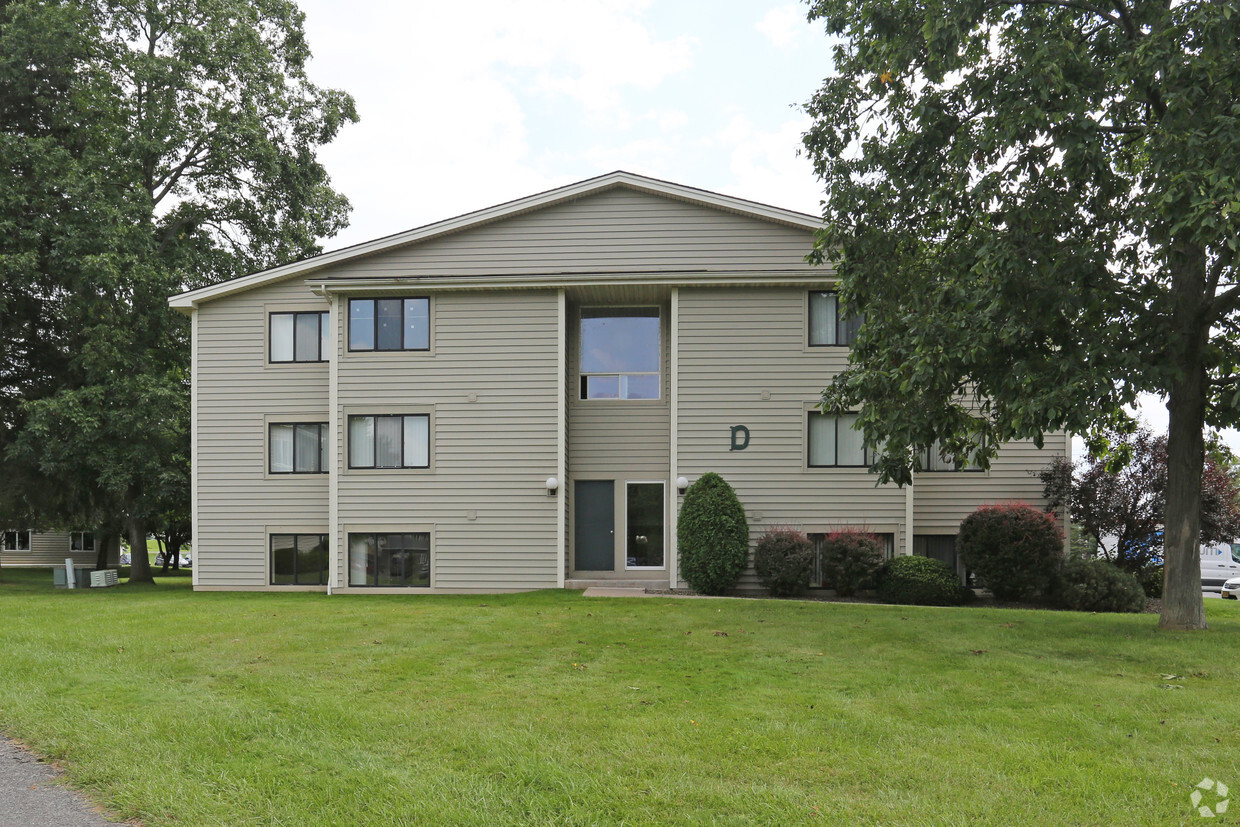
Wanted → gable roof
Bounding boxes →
[168,170,823,310]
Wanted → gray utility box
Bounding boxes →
[53,566,97,589]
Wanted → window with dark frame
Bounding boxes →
[579,307,661,400]
[913,534,970,585]
[347,414,430,469]
[808,291,863,346]
[270,311,330,363]
[347,532,430,587]
[70,531,95,552]
[807,412,877,467]
[270,533,329,585]
[919,438,986,472]
[2,530,31,551]
[348,298,430,351]
[269,423,329,474]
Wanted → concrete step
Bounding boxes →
[565,578,668,591]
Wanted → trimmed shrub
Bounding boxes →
[957,502,1064,601]
[677,472,749,595]
[817,528,886,597]
[1138,563,1164,599]
[754,527,814,597]
[874,555,969,606]
[1056,558,1147,613]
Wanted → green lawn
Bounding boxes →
[0,570,1236,825]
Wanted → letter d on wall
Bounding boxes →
[730,425,750,451]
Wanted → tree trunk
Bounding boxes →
[127,516,154,584]
[1159,243,1209,630]
[94,532,110,570]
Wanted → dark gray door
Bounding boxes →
[574,480,614,571]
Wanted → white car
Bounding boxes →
[1222,577,1240,600]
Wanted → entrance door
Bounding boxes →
[574,480,614,571]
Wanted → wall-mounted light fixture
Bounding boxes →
[676,476,689,494]
[545,477,559,496]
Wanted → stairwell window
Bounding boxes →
[580,307,660,400]
[920,438,986,472]
[808,291,863,346]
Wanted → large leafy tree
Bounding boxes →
[0,0,356,582]
[802,0,1240,629]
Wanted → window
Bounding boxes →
[919,439,985,472]
[348,533,430,587]
[2,530,31,552]
[270,423,329,474]
[71,531,95,552]
[809,532,894,587]
[270,534,329,585]
[914,535,968,584]
[348,298,429,351]
[807,412,877,467]
[579,307,660,399]
[808,291,863,346]
[270,312,330,362]
[348,415,429,469]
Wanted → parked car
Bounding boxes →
[1201,543,1240,592]
[1222,576,1240,600]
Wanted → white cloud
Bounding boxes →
[712,114,823,215]
[756,4,811,49]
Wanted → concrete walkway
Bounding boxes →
[0,738,121,826]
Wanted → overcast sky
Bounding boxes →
[292,0,1230,454]
[298,0,831,250]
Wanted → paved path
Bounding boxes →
[0,738,120,826]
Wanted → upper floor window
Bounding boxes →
[809,291,862,346]
[808,412,877,467]
[348,414,429,469]
[580,307,660,400]
[920,439,985,472]
[2,530,31,551]
[270,423,329,474]
[270,311,329,363]
[349,298,429,351]
[71,531,95,552]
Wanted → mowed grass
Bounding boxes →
[0,570,1237,826]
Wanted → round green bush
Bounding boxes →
[754,527,814,597]
[677,472,749,595]
[1056,558,1147,613]
[818,528,885,596]
[957,502,1064,601]
[1138,563,1164,599]
[875,555,969,606]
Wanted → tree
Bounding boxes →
[0,0,356,582]
[802,0,1240,629]
[677,473,749,595]
[1041,428,1240,573]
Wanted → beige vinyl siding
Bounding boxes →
[0,531,102,568]
[334,290,560,591]
[676,286,907,590]
[195,277,330,588]
[325,189,818,279]
[912,434,1068,533]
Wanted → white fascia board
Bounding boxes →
[167,171,825,310]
